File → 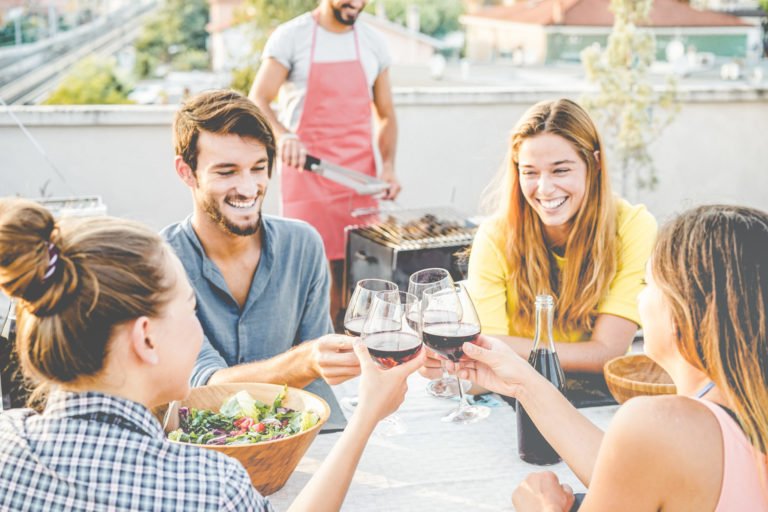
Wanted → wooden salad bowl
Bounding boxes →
[156,383,329,496]
[603,354,677,404]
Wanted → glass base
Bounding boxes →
[340,395,359,414]
[426,377,471,398]
[374,414,406,437]
[441,404,491,424]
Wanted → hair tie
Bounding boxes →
[42,242,60,282]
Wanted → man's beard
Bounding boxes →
[332,4,360,26]
[201,193,262,237]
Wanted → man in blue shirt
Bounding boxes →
[162,90,359,418]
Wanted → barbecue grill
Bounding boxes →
[344,207,477,305]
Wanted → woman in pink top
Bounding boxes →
[457,204,768,511]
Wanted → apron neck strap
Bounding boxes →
[310,10,360,63]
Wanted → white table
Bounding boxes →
[270,374,617,511]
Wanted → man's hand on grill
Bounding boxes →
[379,161,401,200]
[418,347,447,380]
[311,334,361,385]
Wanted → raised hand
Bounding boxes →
[512,471,575,512]
[353,339,425,422]
[450,334,533,397]
[311,334,361,385]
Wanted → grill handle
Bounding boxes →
[352,250,378,264]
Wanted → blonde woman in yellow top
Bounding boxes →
[461,99,656,374]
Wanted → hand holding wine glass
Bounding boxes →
[341,279,398,413]
[408,268,469,398]
[421,282,490,423]
[351,335,425,425]
[447,334,532,397]
[359,290,423,435]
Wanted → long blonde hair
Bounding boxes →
[491,99,617,335]
[652,205,768,455]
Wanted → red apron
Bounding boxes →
[281,13,377,261]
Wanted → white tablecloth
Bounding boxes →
[270,374,617,511]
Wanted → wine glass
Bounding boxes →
[422,283,490,424]
[408,268,470,398]
[341,279,398,413]
[361,290,423,436]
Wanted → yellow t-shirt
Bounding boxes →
[467,197,658,342]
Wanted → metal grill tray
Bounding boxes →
[348,207,477,250]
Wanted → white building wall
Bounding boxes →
[1,87,767,231]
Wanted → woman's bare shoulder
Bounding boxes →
[594,395,723,509]
[610,394,721,445]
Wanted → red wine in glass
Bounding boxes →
[344,318,365,337]
[342,279,398,414]
[421,283,490,424]
[422,322,480,362]
[364,331,423,369]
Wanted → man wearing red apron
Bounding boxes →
[251,0,399,326]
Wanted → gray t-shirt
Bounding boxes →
[262,12,392,131]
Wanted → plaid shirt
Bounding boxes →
[0,391,274,512]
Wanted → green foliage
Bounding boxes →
[134,0,210,78]
[44,57,133,105]
[237,0,317,50]
[230,65,257,95]
[238,0,463,50]
[370,0,463,37]
[580,0,678,192]
[172,49,211,71]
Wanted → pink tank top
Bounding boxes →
[695,399,768,511]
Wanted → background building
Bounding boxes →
[461,0,761,64]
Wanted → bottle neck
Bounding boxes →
[532,304,556,352]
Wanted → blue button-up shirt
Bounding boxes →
[0,390,272,511]
[161,215,336,404]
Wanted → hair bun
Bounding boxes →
[0,198,79,316]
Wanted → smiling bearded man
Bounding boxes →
[161,90,358,428]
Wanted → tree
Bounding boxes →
[371,0,463,38]
[230,0,320,92]
[238,0,464,48]
[238,0,316,50]
[134,0,210,78]
[230,66,257,95]
[44,57,133,105]
[580,0,678,194]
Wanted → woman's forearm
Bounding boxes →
[516,371,604,486]
[287,411,378,512]
[494,334,626,374]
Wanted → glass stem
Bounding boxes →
[441,359,450,380]
[455,364,470,409]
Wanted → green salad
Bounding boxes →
[167,386,319,446]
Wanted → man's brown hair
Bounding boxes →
[173,89,276,176]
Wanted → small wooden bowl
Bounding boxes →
[157,383,329,496]
[604,354,677,404]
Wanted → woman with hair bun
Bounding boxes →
[0,198,423,511]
